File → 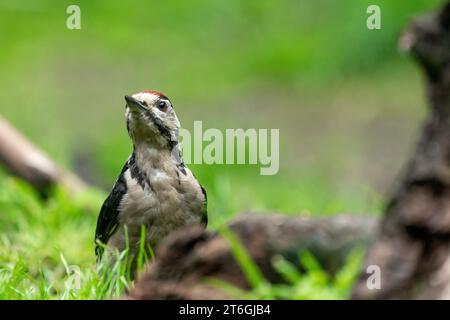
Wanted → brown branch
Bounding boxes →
[0,115,87,195]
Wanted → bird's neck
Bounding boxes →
[132,141,182,170]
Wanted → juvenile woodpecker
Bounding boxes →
[95,91,207,261]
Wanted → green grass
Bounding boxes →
[211,226,363,299]
[0,176,149,299]
[0,176,101,299]
[0,173,366,299]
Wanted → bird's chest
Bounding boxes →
[118,167,203,233]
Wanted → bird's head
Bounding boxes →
[124,91,180,150]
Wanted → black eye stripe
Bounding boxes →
[143,109,176,149]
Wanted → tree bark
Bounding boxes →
[352,2,450,299]
[0,115,86,195]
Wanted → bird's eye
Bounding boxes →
[158,101,168,111]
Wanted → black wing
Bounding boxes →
[95,162,129,258]
[200,184,208,227]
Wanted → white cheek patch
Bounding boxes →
[152,108,167,121]
[154,108,179,131]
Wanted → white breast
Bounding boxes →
[108,164,205,253]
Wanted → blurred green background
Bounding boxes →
[0,0,441,216]
[0,0,444,298]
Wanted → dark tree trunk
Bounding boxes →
[352,2,450,299]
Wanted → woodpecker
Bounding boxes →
[95,91,207,261]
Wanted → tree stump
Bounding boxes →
[352,2,450,299]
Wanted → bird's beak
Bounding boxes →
[125,95,147,112]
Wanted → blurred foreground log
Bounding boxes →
[0,115,86,195]
[128,214,377,299]
[352,2,450,299]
